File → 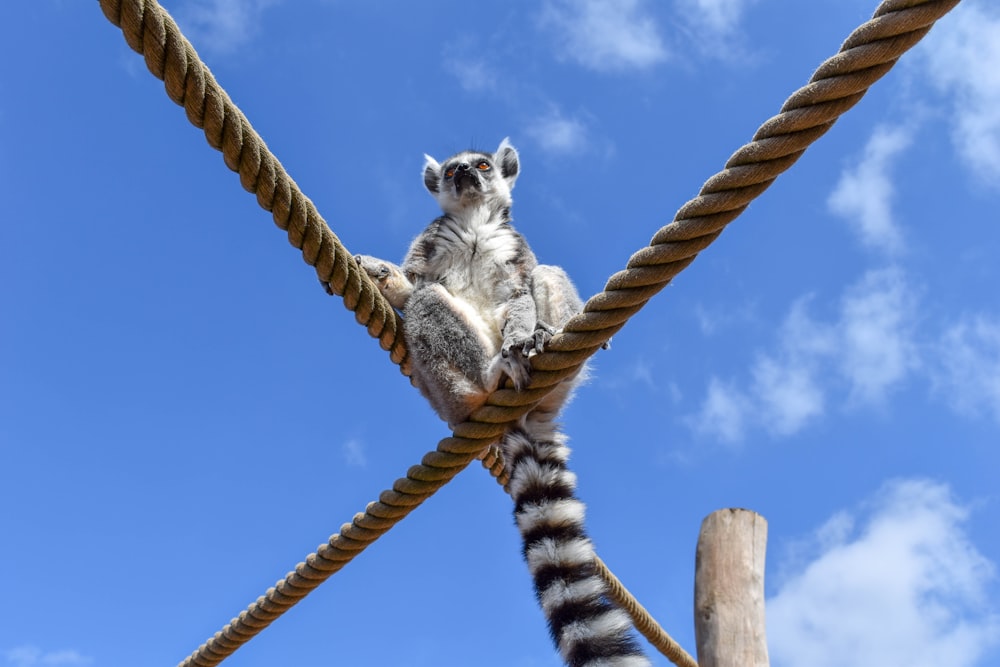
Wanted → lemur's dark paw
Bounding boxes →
[501,336,535,390]
[527,325,554,358]
[535,320,557,336]
[501,337,524,359]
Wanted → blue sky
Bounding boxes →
[2,1,1000,666]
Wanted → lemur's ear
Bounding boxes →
[423,154,441,194]
[495,137,519,187]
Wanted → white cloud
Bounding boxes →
[695,304,724,336]
[919,2,1000,186]
[538,0,668,72]
[768,480,1000,667]
[446,59,499,94]
[673,0,758,62]
[3,647,92,667]
[689,376,752,443]
[676,0,753,37]
[603,357,679,400]
[627,358,657,390]
[931,315,1000,423]
[342,438,367,467]
[828,125,913,255]
[694,300,758,336]
[178,0,280,55]
[688,298,832,443]
[688,269,919,442]
[837,267,919,405]
[752,298,837,436]
[752,355,826,437]
[688,266,1000,439]
[525,106,590,154]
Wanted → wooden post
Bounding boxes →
[694,508,770,667]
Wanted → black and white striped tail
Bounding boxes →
[504,428,651,667]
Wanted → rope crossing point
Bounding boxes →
[95,0,962,665]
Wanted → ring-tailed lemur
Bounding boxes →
[355,139,650,667]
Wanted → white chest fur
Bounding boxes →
[425,209,525,331]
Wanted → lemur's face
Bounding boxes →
[423,140,520,215]
[443,152,495,195]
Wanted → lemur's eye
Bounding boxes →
[477,161,490,171]
[444,168,455,179]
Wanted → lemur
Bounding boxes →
[355,139,650,667]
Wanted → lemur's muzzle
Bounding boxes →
[452,163,481,194]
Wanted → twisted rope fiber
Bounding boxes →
[595,557,699,667]
[538,0,959,373]
[96,0,960,665]
[97,0,408,370]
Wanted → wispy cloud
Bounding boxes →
[931,315,1000,422]
[768,479,1000,667]
[688,300,832,444]
[177,0,280,55]
[919,2,1000,186]
[440,44,597,155]
[838,267,920,405]
[689,376,752,444]
[687,268,918,442]
[694,300,758,336]
[689,263,1000,441]
[677,0,752,35]
[445,59,499,95]
[538,0,668,72]
[753,298,837,436]
[675,0,757,57]
[828,125,913,255]
[4,647,92,667]
[617,357,659,391]
[753,354,827,437]
[342,439,367,468]
[524,106,590,155]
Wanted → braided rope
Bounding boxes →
[537,0,960,377]
[97,0,408,371]
[595,557,700,667]
[95,0,961,665]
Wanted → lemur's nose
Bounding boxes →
[456,162,471,172]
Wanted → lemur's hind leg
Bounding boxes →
[404,283,504,427]
[530,264,584,352]
[526,264,587,429]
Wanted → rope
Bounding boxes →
[97,0,408,372]
[595,557,700,667]
[95,0,961,665]
[538,0,960,375]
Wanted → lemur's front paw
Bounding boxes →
[527,321,556,358]
[354,255,412,310]
[355,254,392,282]
[501,336,535,390]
